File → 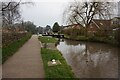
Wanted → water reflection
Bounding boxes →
[57,39,118,78]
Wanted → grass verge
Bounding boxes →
[2,33,32,63]
[38,36,57,43]
[39,36,75,78]
[41,48,74,78]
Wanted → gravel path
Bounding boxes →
[2,35,45,78]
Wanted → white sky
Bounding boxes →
[20,0,119,27]
[3,0,119,27]
[20,0,72,27]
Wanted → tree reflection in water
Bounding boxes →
[57,39,118,78]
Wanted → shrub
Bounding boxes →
[2,33,32,63]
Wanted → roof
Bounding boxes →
[63,24,83,30]
[68,24,83,29]
[92,19,112,30]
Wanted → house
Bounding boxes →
[63,24,83,30]
[37,26,44,34]
[88,17,120,35]
[71,24,83,29]
[60,25,68,30]
[87,19,112,36]
[62,17,119,37]
[43,25,53,35]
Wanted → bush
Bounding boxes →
[76,36,87,41]
[2,33,32,63]
[2,32,27,47]
[62,28,85,37]
[114,28,120,45]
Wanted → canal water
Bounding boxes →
[57,39,119,78]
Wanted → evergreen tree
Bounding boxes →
[52,22,60,33]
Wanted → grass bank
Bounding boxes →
[2,33,32,63]
[64,34,119,47]
[39,36,75,78]
[38,36,57,43]
[41,48,74,78]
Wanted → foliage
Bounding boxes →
[52,22,60,33]
[94,29,109,37]
[41,48,74,78]
[2,33,32,63]
[114,28,120,45]
[62,26,119,46]
[38,36,57,43]
[88,36,119,46]
[64,33,119,46]
[23,21,37,34]
[76,36,87,41]
[2,32,27,47]
[61,28,85,37]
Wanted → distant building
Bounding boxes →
[63,24,83,30]
[43,25,53,35]
[88,17,120,36]
[88,19,112,35]
[62,17,120,36]
[37,26,44,34]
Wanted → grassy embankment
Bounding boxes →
[2,33,32,63]
[64,34,119,47]
[39,36,75,78]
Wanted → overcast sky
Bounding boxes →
[20,0,119,27]
[20,0,72,27]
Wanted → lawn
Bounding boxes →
[39,36,75,78]
[41,48,74,78]
[38,36,57,43]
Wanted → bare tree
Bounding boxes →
[1,0,34,27]
[1,0,22,27]
[64,1,116,36]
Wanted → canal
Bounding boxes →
[57,39,119,78]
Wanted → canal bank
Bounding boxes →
[63,35,119,47]
[57,39,119,78]
[38,36,75,78]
